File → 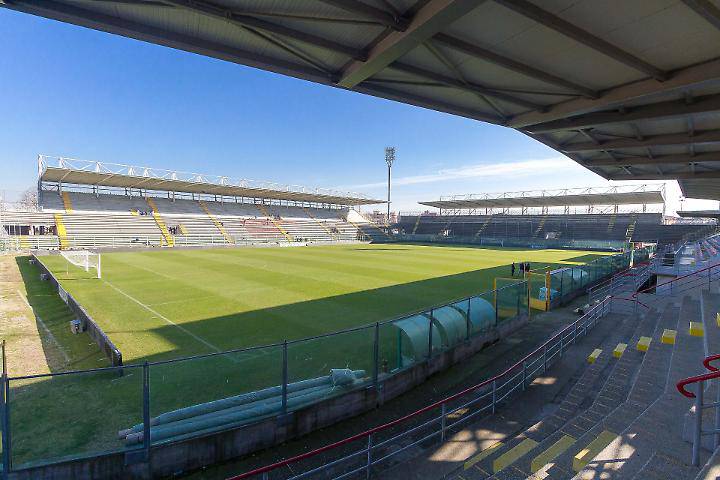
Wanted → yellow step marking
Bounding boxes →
[178,224,188,235]
[303,207,335,239]
[636,336,651,352]
[690,322,704,337]
[588,348,602,364]
[145,197,174,246]
[463,441,503,470]
[716,312,720,327]
[661,329,676,345]
[61,191,73,213]
[53,213,69,250]
[573,430,617,472]
[130,209,139,216]
[613,343,627,359]
[199,201,233,244]
[531,435,575,473]
[493,438,538,473]
[257,204,293,242]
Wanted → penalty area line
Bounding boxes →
[101,279,231,358]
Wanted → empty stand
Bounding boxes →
[2,191,365,249]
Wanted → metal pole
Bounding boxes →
[427,311,434,359]
[282,340,288,415]
[440,403,447,442]
[366,433,374,480]
[543,345,548,373]
[466,298,472,339]
[492,379,497,414]
[143,362,150,458]
[373,323,379,389]
[715,377,720,450]
[693,382,703,466]
[521,361,526,391]
[1,340,9,478]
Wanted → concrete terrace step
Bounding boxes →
[521,308,664,479]
[455,309,658,480]
[569,294,708,479]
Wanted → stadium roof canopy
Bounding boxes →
[419,185,664,210]
[38,156,382,206]
[677,209,720,219]
[6,1,720,198]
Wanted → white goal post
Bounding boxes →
[60,250,102,278]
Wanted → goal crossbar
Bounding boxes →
[60,250,102,278]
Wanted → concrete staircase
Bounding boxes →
[533,216,548,239]
[53,213,69,250]
[607,214,617,234]
[145,197,174,246]
[625,215,637,244]
[199,200,233,244]
[447,283,720,480]
[412,215,422,235]
[61,191,73,213]
[256,204,293,242]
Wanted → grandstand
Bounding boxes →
[396,185,715,247]
[0,156,385,249]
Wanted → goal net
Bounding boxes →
[60,250,102,278]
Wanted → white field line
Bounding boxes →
[15,289,71,364]
[101,279,229,357]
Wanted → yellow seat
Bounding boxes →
[613,343,627,359]
[661,329,676,344]
[588,349,602,364]
[636,336,651,352]
[690,322,704,337]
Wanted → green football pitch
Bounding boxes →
[10,243,612,466]
[41,243,611,364]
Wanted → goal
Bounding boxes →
[60,250,102,279]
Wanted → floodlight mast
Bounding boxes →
[385,147,395,225]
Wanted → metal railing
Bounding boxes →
[228,297,613,480]
[677,354,720,466]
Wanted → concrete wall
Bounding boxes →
[9,314,528,480]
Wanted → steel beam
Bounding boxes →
[524,93,720,134]
[607,170,720,180]
[494,0,668,81]
[433,33,598,98]
[317,0,409,31]
[336,0,487,88]
[160,0,368,61]
[355,82,504,124]
[510,57,720,129]
[683,0,720,32]
[391,62,543,110]
[563,129,720,153]
[584,152,720,167]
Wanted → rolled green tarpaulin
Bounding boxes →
[125,374,366,445]
[120,369,365,437]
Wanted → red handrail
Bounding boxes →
[677,354,720,397]
[704,354,720,372]
[677,370,720,398]
[227,300,607,479]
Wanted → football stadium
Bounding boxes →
[3,2,720,480]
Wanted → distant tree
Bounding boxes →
[19,188,38,210]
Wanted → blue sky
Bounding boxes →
[0,8,713,214]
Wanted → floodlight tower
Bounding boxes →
[385,147,395,225]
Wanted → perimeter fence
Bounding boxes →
[0,247,647,474]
